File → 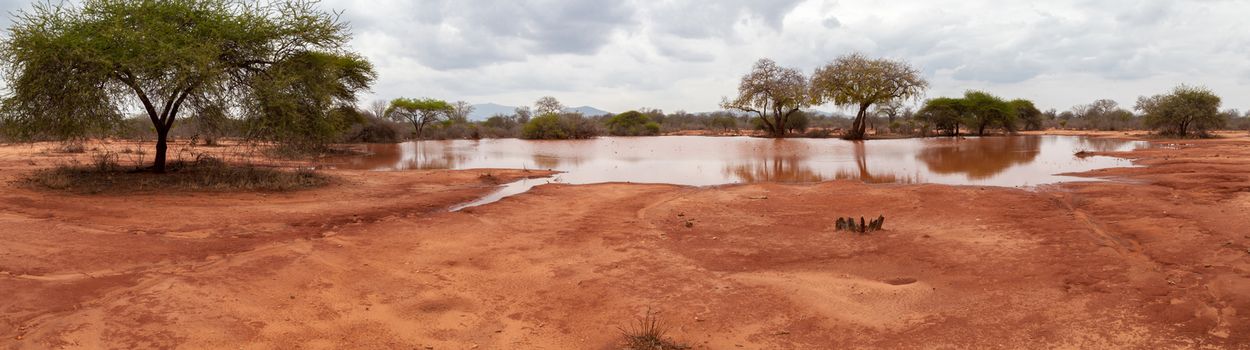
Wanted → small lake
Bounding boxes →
[324,135,1147,209]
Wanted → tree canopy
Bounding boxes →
[606,111,660,136]
[810,53,927,140]
[916,97,966,136]
[720,58,809,138]
[0,0,375,172]
[534,96,565,116]
[386,97,452,139]
[962,91,1016,135]
[1136,85,1223,137]
[1010,99,1043,131]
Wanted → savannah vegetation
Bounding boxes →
[1,0,1245,174]
[0,0,371,190]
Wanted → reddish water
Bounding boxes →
[327,135,1146,188]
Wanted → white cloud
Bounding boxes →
[1,0,1247,113]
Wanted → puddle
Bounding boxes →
[324,135,1149,210]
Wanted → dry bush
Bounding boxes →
[618,310,689,350]
[24,152,330,194]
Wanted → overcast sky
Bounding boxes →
[3,0,1249,114]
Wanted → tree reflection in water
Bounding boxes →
[325,136,1138,188]
[725,139,825,182]
[832,141,919,184]
[336,141,472,171]
[917,136,1041,180]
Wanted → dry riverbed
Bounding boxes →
[1,134,1249,349]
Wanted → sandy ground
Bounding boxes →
[1,134,1249,349]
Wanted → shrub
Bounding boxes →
[25,153,330,194]
[344,116,404,143]
[785,112,809,134]
[618,311,688,350]
[1137,85,1223,137]
[522,113,600,139]
[606,111,660,136]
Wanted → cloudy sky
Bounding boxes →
[3,0,1249,114]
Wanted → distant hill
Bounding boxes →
[467,103,613,121]
[565,106,611,116]
[467,103,517,121]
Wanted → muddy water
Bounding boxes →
[330,136,1144,185]
[327,136,1146,209]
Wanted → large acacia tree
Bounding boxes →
[962,91,1016,135]
[810,53,928,140]
[721,58,810,138]
[0,0,375,172]
[916,97,966,136]
[1136,85,1223,137]
[386,97,452,139]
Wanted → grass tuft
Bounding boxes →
[24,153,330,194]
[618,310,689,350]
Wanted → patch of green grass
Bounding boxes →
[24,153,330,194]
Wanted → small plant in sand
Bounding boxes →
[618,310,689,350]
[836,215,885,234]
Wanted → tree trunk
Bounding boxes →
[978,122,987,136]
[153,128,169,173]
[847,104,871,140]
[771,107,786,138]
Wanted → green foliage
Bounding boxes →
[720,58,809,137]
[0,0,375,171]
[810,53,928,140]
[916,97,966,136]
[522,113,600,139]
[1136,85,1223,137]
[386,97,452,139]
[606,111,660,136]
[1010,99,1043,131]
[246,52,375,148]
[522,114,567,139]
[961,91,1016,135]
[785,112,809,134]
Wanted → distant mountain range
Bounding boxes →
[468,103,612,121]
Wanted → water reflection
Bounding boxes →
[918,137,1041,180]
[325,135,1147,188]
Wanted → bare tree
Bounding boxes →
[514,106,533,124]
[720,58,810,138]
[811,53,928,140]
[534,96,565,116]
[369,100,389,119]
[445,101,475,123]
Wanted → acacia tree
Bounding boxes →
[1010,99,1043,131]
[534,96,564,116]
[962,91,1016,135]
[810,53,927,140]
[0,0,375,172]
[916,97,966,136]
[1136,85,1223,137]
[874,99,905,132]
[721,58,809,138]
[449,101,475,123]
[386,98,452,139]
